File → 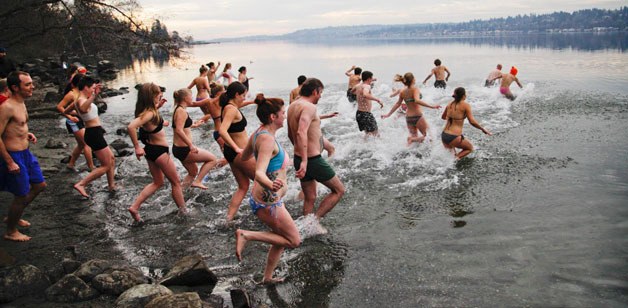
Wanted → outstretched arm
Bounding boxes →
[423,71,433,84]
[515,77,523,88]
[382,96,403,118]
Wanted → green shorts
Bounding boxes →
[294,155,336,183]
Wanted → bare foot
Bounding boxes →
[3,217,31,227]
[128,207,142,222]
[66,165,78,172]
[191,182,209,190]
[73,183,89,198]
[261,277,285,285]
[178,207,188,216]
[108,184,120,192]
[4,231,31,242]
[235,229,247,262]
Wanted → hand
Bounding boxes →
[190,145,199,153]
[163,120,170,127]
[7,161,20,174]
[158,98,167,108]
[484,129,493,136]
[69,116,79,123]
[235,147,243,154]
[381,114,389,119]
[433,104,442,109]
[94,84,102,95]
[27,133,37,144]
[295,160,307,179]
[422,81,427,85]
[134,147,145,160]
[192,119,205,128]
[378,101,384,108]
[271,178,284,192]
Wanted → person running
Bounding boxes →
[499,66,523,101]
[441,87,492,159]
[354,71,383,137]
[187,65,211,103]
[238,66,253,91]
[0,71,46,242]
[290,75,307,104]
[218,82,256,222]
[171,88,221,189]
[485,64,503,87]
[235,94,301,284]
[64,76,117,198]
[56,73,95,171]
[127,83,187,222]
[206,61,221,83]
[423,59,451,89]
[345,65,362,102]
[382,72,441,144]
[288,78,345,219]
[220,63,238,85]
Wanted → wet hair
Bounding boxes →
[135,83,162,124]
[297,75,306,85]
[210,83,224,98]
[238,66,246,73]
[452,87,466,103]
[7,71,29,93]
[219,81,247,107]
[199,65,208,73]
[354,67,362,75]
[173,88,192,106]
[63,73,86,95]
[223,63,232,72]
[77,75,98,91]
[207,62,215,68]
[0,78,7,93]
[361,71,373,82]
[254,93,284,125]
[299,78,324,97]
[434,59,441,66]
[394,72,415,87]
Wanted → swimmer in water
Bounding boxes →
[499,66,523,101]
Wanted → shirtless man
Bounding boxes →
[345,65,362,103]
[0,71,46,242]
[354,71,383,137]
[288,78,345,219]
[485,64,502,87]
[499,66,523,101]
[289,75,307,104]
[423,59,451,89]
[207,61,221,83]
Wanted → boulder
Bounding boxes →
[114,284,173,308]
[61,258,81,274]
[230,288,251,308]
[110,139,131,151]
[145,292,203,308]
[73,259,123,282]
[45,274,98,303]
[160,255,218,288]
[92,267,149,295]
[115,149,133,157]
[45,138,67,149]
[0,264,51,303]
[116,128,129,136]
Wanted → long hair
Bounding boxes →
[135,83,162,125]
[173,88,191,107]
[452,87,465,104]
[394,72,414,87]
[254,93,284,125]
[219,81,247,107]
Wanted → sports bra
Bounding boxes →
[139,116,164,144]
[172,106,192,129]
[76,101,98,122]
[221,105,247,133]
[252,128,288,173]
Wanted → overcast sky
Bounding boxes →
[135,0,624,40]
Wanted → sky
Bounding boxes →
[135,0,625,40]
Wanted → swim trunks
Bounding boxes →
[499,87,510,95]
[144,143,169,162]
[65,118,85,134]
[484,79,495,87]
[0,149,45,196]
[441,131,464,145]
[346,89,357,103]
[293,155,336,183]
[356,110,378,132]
[406,115,421,127]
[434,80,447,89]
[213,131,220,142]
[84,126,108,151]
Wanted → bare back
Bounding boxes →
[0,98,30,151]
[287,99,322,157]
[356,83,373,112]
[433,66,448,81]
[192,76,210,98]
[442,101,468,136]
[348,75,361,90]
[500,73,518,88]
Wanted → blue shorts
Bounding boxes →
[0,149,45,196]
[65,118,85,134]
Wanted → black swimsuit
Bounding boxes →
[221,105,247,162]
[140,117,168,162]
[172,106,194,162]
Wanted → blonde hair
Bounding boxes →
[173,88,192,106]
[394,72,414,87]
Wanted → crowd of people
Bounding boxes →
[1,53,523,283]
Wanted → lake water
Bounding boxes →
[77,34,628,306]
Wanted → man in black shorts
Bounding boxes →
[354,71,383,137]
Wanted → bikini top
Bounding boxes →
[172,106,192,129]
[447,104,466,122]
[403,89,422,103]
[252,128,288,174]
[221,105,247,133]
[139,116,164,144]
[76,101,98,122]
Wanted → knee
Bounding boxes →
[287,235,301,249]
[335,184,346,197]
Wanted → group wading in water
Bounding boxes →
[1,58,523,282]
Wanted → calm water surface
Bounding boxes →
[82,36,628,306]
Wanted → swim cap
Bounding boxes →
[510,66,518,76]
[77,67,87,74]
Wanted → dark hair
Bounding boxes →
[361,71,373,82]
[297,75,306,85]
[135,83,162,124]
[238,66,246,73]
[207,62,215,68]
[77,75,97,91]
[394,72,414,87]
[354,67,362,75]
[254,93,284,125]
[219,81,247,107]
[7,71,29,93]
[199,65,208,73]
[67,64,78,80]
[452,87,465,103]
[299,78,324,97]
[434,59,441,66]
[63,73,86,95]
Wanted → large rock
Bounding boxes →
[45,138,67,149]
[160,255,218,288]
[45,274,99,303]
[110,139,131,151]
[230,288,251,308]
[91,266,149,295]
[73,259,123,282]
[114,284,173,308]
[145,292,203,308]
[0,264,51,303]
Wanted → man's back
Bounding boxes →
[433,66,448,80]
[501,74,516,88]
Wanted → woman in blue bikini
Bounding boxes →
[235,93,301,284]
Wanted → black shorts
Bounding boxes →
[172,145,190,162]
[356,110,378,132]
[144,144,169,162]
[223,144,238,163]
[434,80,447,89]
[84,126,108,151]
[346,89,357,102]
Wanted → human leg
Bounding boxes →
[73,147,111,198]
[185,149,219,189]
[317,176,345,219]
[5,182,46,242]
[226,164,251,221]
[75,129,95,170]
[300,180,317,216]
[452,137,473,159]
[155,154,186,213]
[128,160,164,222]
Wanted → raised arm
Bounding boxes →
[345,65,356,77]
